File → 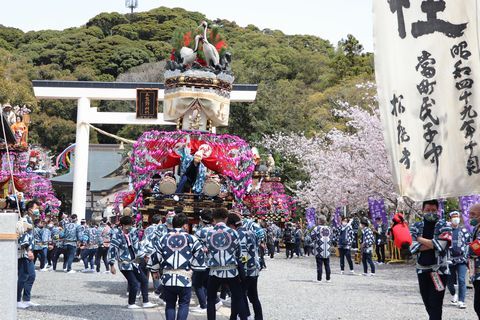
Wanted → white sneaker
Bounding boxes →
[90,268,96,273]
[67,270,76,274]
[316,280,322,283]
[24,301,40,307]
[458,301,466,309]
[340,271,344,275]
[326,280,331,283]
[142,302,157,308]
[350,270,355,275]
[362,273,368,276]
[104,270,111,274]
[127,304,141,309]
[17,302,30,309]
[451,294,458,305]
[215,300,223,310]
[81,269,90,273]
[369,273,375,277]
[63,268,67,272]
[191,306,207,313]
[40,268,48,272]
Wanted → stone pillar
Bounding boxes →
[0,212,18,319]
[71,97,90,220]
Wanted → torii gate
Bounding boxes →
[32,80,257,219]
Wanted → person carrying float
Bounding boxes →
[147,213,205,320]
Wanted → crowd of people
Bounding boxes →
[16,202,268,320]
[17,196,480,320]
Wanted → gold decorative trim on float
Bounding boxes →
[165,76,233,92]
[0,233,18,240]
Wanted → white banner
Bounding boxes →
[374,0,480,201]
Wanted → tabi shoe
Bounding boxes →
[17,302,30,309]
[451,294,458,305]
[127,304,141,309]
[142,302,157,308]
[458,301,466,309]
[24,301,40,307]
[215,300,223,310]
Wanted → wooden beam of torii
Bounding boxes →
[32,80,258,219]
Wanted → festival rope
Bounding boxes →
[0,106,21,218]
[87,124,135,144]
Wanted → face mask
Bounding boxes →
[451,218,460,225]
[166,217,174,225]
[48,224,54,228]
[32,209,40,216]
[423,212,439,222]
[471,218,479,227]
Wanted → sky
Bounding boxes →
[0,0,374,52]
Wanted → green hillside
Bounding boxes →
[0,6,373,153]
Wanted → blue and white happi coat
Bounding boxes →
[62,221,82,246]
[237,225,261,277]
[142,223,158,245]
[335,224,354,249]
[108,229,146,271]
[194,223,214,270]
[410,220,451,275]
[205,222,241,278]
[18,229,34,259]
[33,227,45,250]
[360,227,375,254]
[311,225,333,258]
[51,226,62,248]
[448,226,470,265]
[85,226,99,249]
[96,225,112,247]
[148,228,205,287]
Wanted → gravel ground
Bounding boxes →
[17,255,477,320]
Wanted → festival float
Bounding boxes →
[0,103,60,215]
[114,21,258,225]
[242,149,297,223]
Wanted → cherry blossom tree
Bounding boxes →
[262,82,401,211]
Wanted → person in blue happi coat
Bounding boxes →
[148,213,205,320]
[62,214,83,273]
[227,213,264,320]
[108,215,157,309]
[359,219,375,276]
[17,201,40,309]
[205,208,248,320]
[311,215,333,282]
[446,211,470,309]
